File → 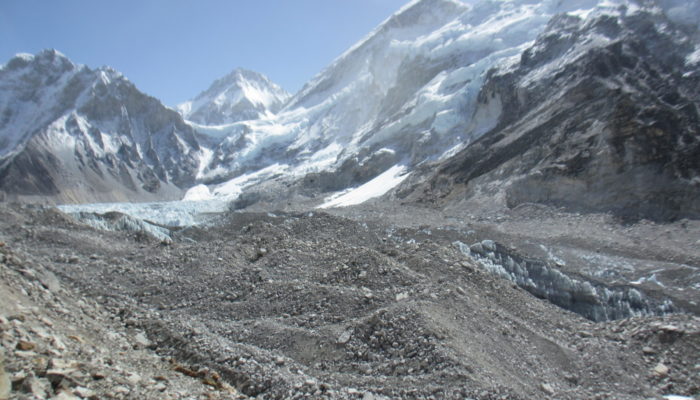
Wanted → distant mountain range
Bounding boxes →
[0,0,698,220]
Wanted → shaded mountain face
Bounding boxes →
[177,68,290,126]
[400,5,700,222]
[0,50,204,204]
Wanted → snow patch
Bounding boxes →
[183,184,213,201]
[318,165,409,208]
[686,45,700,65]
[199,163,291,201]
[663,396,694,400]
[630,274,666,287]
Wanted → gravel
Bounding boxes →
[0,204,698,399]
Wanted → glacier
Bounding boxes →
[58,199,231,228]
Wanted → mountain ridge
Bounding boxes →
[0,49,203,203]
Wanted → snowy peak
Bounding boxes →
[0,49,204,203]
[382,0,466,30]
[1,49,75,74]
[177,68,290,125]
[0,49,131,160]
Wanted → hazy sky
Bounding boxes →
[0,0,411,106]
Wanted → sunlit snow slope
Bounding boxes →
[177,68,290,126]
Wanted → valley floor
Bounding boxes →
[1,202,699,399]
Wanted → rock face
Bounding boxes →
[0,50,204,204]
[405,6,700,222]
[177,68,290,125]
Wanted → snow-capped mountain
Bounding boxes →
[190,0,655,200]
[399,0,700,221]
[0,49,204,203]
[177,68,290,125]
[1,0,698,215]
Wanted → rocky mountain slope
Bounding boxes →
[397,0,700,223]
[180,0,700,217]
[177,68,290,126]
[0,50,204,204]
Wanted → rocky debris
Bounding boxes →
[0,349,10,400]
[654,363,670,377]
[1,204,698,399]
[330,201,700,318]
[617,316,700,397]
[540,383,555,396]
[0,228,247,400]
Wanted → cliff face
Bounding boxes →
[406,8,700,222]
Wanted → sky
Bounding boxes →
[0,0,411,106]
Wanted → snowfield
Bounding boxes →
[318,165,409,209]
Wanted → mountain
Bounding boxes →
[191,0,665,200]
[398,1,700,222]
[0,0,698,218]
[178,0,699,221]
[177,68,290,126]
[2,3,700,398]
[0,49,204,204]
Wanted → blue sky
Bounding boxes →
[0,0,410,106]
